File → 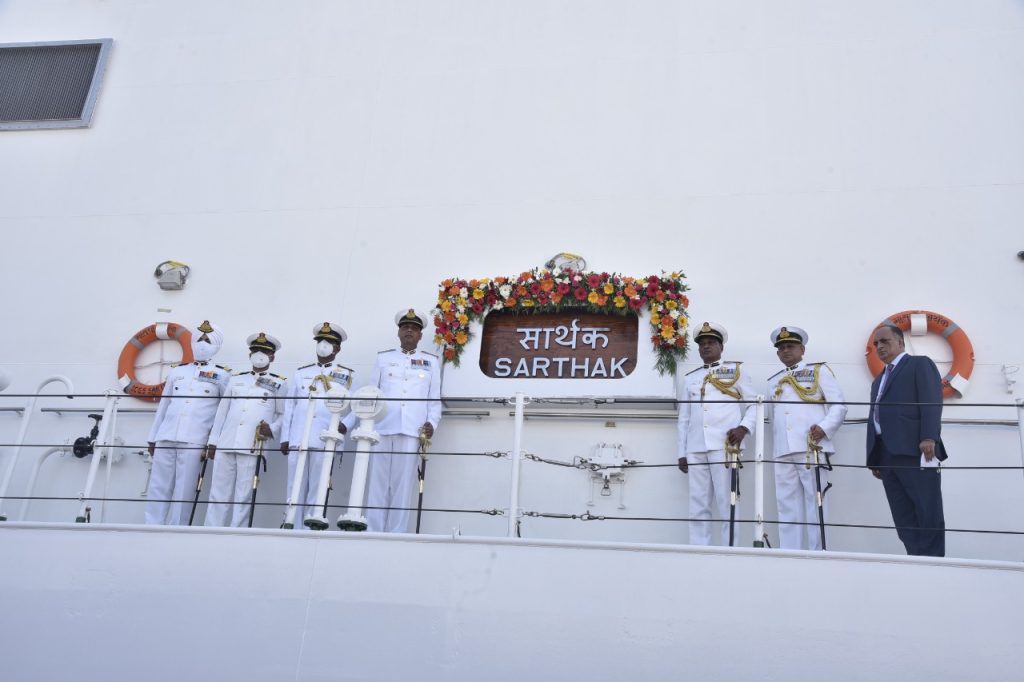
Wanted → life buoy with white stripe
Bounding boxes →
[117,323,194,402]
[865,310,974,399]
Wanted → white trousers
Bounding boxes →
[145,441,203,526]
[284,447,333,528]
[775,451,831,550]
[204,451,261,528]
[366,434,420,533]
[687,449,736,546]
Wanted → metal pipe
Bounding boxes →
[17,447,64,521]
[306,388,348,530]
[508,392,525,538]
[753,396,765,548]
[100,401,119,523]
[75,392,117,522]
[0,375,75,521]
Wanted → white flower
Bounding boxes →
[669,310,680,319]
[459,287,468,298]
[456,305,465,314]
[499,284,512,298]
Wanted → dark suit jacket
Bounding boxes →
[866,354,948,466]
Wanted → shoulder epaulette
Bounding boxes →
[379,349,396,354]
[767,368,785,381]
[336,364,354,372]
[421,350,438,358]
[685,366,704,376]
[298,363,315,370]
[216,364,232,372]
[723,360,742,365]
[238,370,253,376]
[270,372,287,380]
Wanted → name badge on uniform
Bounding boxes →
[256,376,281,392]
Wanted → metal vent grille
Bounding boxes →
[0,39,112,130]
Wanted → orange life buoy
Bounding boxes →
[864,310,974,399]
[117,323,194,402]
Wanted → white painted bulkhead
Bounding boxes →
[1,3,1024,667]
[2,523,1022,681]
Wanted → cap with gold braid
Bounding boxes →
[771,325,808,347]
[693,321,728,344]
[246,332,281,354]
[197,320,214,334]
[395,308,427,329]
[312,321,347,343]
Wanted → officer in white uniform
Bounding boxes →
[146,321,231,525]
[280,322,353,527]
[677,322,757,546]
[345,309,441,533]
[766,326,847,550]
[204,333,288,528]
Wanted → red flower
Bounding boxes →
[530,283,541,296]
[628,298,643,310]
[648,275,659,285]
[471,301,484,314]
[587,274,602,288]
[557,283,571,295]
[444,348,456,360]
[486,292,498,305]
[574,287,588,301]
[537,293,550,305]
[646,283,659,297]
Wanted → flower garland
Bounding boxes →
[433,268,690,375]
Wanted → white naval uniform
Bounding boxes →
[280,362,353,526]
[345,348,441,533]
[204,370,288,527]
[677,361,757,546]
[767,361,847,550]
[145,362,231,525]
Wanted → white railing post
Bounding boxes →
[508,392,525,538]
[75,392,118,522]
[1016,399,1024,486]
[0,375,75,521]
[753,395,766,548]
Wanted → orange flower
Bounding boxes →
[519,271,532,281]
[540,279,555,293]
[444,310,455,322]
[448,286,460,296]
[443,348,456,360]
[442,279,453,288]
[506,297,518,308]
[681,295,689,308]
[551,293,563,304]
[495,276,507,285]
[517,285,528,297]
[596,295,608,306]
[469,279,479,288]
[455,331,468,345]
[655,290,665,302]
[675,336,686,348]
[624,285,637,298]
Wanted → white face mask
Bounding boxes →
[250,351,270,369]
[191,338,217,362]
[316,340,335,358]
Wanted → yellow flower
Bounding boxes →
[650,313,661,325]
[440,300,452,312]
[472,289,485,300]
[457,313,469,325]
[613,295,626,308]
[457,297,467,307]
[587,291,600,304]
[433,335,444,345]
[665,300,678,310]
[661,327,675,340]
[521,299,535,307]
[455,332,468,345]
[603,283,614,295]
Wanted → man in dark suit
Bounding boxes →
[866,325,948,557]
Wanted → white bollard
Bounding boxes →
[304,385,349,530]
[337,386,387,531]
[508,392,526,538]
